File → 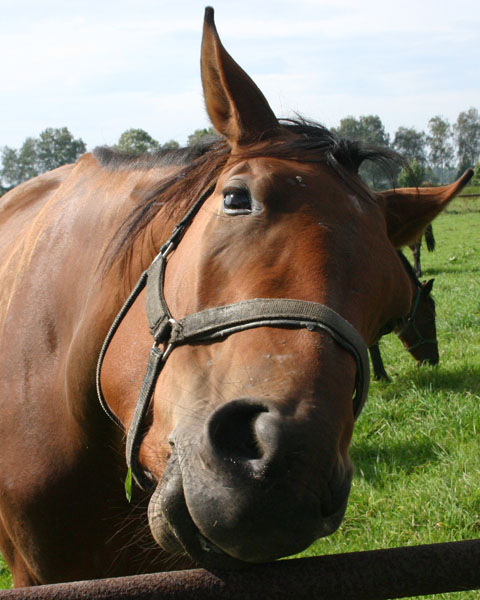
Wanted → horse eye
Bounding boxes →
[222,189,252,214]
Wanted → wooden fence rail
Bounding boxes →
[1,538,480,599]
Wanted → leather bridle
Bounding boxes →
[96,186,370,490]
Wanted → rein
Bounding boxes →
[96,187,370,490]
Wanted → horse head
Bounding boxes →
[99,8,473,569]
[395,258,438,365]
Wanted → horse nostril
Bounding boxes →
[207,400,270,462]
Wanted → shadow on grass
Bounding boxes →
[422,265,480,276]
[412,366,478,390]
[350,438,442,486]
[374,365,480,398]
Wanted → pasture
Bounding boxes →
[1,195,479,595]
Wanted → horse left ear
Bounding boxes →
[200,7,280,146]
[422,279,435,295]
[379,169,474,247]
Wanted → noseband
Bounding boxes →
[96,187,370,490]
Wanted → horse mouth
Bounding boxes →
[147,454,250,569]
[147,448,350,569]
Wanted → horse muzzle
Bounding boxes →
[147,398,352,567]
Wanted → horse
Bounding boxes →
[369,251,438,381]
[0,7,473,587]
[409,223,436,277]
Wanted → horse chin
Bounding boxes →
[147,449,351,568]
[147,454,250,570]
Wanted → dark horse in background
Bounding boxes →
[0,7,473,587]
[369,250,438,381]
[409,223,436,277]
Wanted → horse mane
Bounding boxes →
[97,119,401,270]
[94,136,220,172]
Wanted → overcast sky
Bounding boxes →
[2,0,479,151]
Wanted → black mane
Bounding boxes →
[94,136,219,171]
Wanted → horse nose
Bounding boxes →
[418,345,439,366]
[206,399,284,476]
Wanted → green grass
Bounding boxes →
[1,197,478,594]
[459,185,480,195]
[0,560,11,589]
[294,198,480,599]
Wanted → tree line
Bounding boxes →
[1,108,479,194]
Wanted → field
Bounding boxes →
[1,194,479,595]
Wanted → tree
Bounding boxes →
[454,107,480,174]
[1,147,22,187]
[114,128,160,155]
[36,127,86,173]
[397,159,426,188]
[393,126,426,164]
[333,115,392,189]
[161,139,180,151]
[187,127,218,146]
[471,162,480,186]
[1,137,39,187]
[1,128,86,187]
[334,115,390,147]
[427,116,454,183]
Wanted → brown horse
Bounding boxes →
[0,8,473,587]
[369,251,438,380]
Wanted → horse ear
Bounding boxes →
[201,7,280,145]
[379,169,474,247]
[422,279,435,295]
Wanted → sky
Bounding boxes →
[1,0,479,151]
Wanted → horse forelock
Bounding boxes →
[103,119,399,271]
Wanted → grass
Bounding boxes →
[1,197,479,595]
[0,560,10,589]
[459,185,480,195]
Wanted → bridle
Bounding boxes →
[96,186,370,490]
[395,252,436,353]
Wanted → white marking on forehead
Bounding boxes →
[348,194,364,214]
[286,176,307,187]
[263,353,295,363]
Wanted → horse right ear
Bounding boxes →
[378,169,474,247]
[200,7,280,146]
[422,279,435,295]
